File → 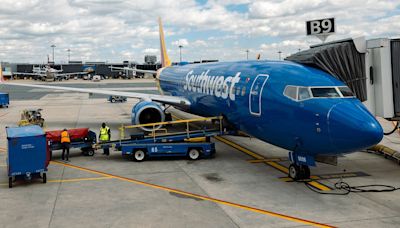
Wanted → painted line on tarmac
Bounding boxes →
[0,112,9,118]
[215,136,331,191]
[248,158,288,163]
[50,160,335,228]
[0,176,113,186]
[48,176,113,183]
[170,114,331,191]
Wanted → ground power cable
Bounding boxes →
[384,121,399,135]
[302,178,400,195]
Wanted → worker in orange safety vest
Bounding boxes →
[61,128,71,162]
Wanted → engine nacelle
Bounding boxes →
[131,101,165,131]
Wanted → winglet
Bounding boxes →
[158,17,171,68]
[0,63,4,83]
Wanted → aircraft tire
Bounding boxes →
[289,164,300,180]
[300,165,310,179]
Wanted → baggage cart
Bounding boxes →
[6,125,49,188]
[0,92,9,108]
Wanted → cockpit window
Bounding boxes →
[338,86,354,97]
[311,88,340,98]
[284,86,297,100]
[298,87,311,100]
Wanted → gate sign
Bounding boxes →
[306,18,335,42]
[306,18,335,35]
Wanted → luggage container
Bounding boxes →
[6,125,48,188]
[0,92,9,108]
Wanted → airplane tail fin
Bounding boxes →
[0,64,4,83]
[158,17,171,68]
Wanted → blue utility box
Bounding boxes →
[0,92,9,108]
[6,125,48,188]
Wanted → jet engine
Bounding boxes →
[131,101,165,131]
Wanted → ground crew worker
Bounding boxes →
[99,122,111,155]
[61,128,71,162]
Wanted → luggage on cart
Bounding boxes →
[46,128,97,157]
[6,125,49,188]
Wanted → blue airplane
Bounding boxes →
[0,18,383,180]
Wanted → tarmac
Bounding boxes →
[0,79,400,228]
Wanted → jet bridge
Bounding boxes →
[286,37,400,121]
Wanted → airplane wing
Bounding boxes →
[1,80,191,109]
[54,72,88,77]
[12,72,43,76]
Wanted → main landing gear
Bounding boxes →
[288,164,310,180]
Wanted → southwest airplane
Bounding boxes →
[0,18,383,180]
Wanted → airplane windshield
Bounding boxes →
[338,86,354,97]
[311,88,340,98]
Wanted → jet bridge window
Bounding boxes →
[311,88,340,98]
[338,86,355,97]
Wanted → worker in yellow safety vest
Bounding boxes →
[99,122,111,155]
[61,128,71,162]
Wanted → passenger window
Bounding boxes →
[311,88,340,98]
[298,87,311,100]
[284,86,297,100]
[339,86,354,97]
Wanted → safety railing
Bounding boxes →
[119,116,224,142]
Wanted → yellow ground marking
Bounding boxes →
[248,158,288,163]
[215,136,264,160]
[0,176,113,186]
[171,114,331,191]
[215,136,331,191]
[51,161,335,228]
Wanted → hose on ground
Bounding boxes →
[384,121,399,135]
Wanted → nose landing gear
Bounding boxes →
[288,164,310,180]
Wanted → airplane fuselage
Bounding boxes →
[158,60,383,158]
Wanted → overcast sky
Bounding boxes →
[0,0,399,64]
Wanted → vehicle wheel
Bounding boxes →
[42,173,47,183]
[300,165,310,180]
[8,177,12,188]
[87,149,95,156]
[111,98,115,103]
[288,164,300,180]
[133,150,146,162]
[188,148,200,160]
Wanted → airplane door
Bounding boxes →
[249,74,269,116]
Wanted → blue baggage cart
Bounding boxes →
[6,125,48,188]
[0,92,9,108]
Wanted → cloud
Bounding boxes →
[172,39,189,47]
[0,0,398,63]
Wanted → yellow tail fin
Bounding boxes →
[159,17,171,68]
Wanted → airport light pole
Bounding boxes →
[66,49,71,63]
[277,51,282,60]
[178,45,183,62]
[51,44,56,63]
[246,49,249,60]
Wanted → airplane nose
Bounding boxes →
[327,101,383,153]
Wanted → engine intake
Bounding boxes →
[131,101,165,131]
